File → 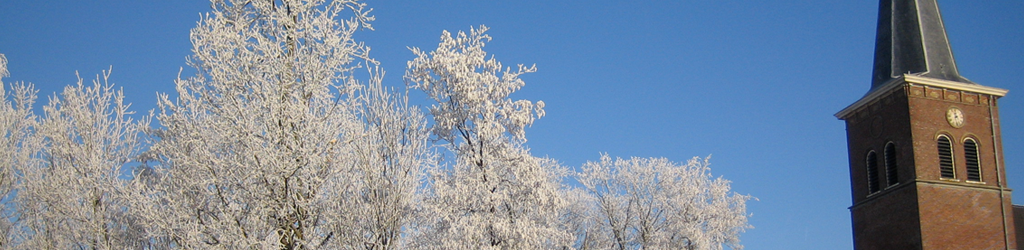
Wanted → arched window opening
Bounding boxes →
[867,151,880,194]
[884,142,899,187]
[964,138,981,182]
[938,135,955,179]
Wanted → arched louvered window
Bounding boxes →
[938,135,955,179]
[884,142,899,187]
[964,138,981,182]
[866,151,880,194]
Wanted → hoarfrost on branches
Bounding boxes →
[16,70,151,249]
[575,154,752,250]
[134,0,387,248]
[0,1,753,248]
[337,70,435,249]
[0,54,42,247]
[405,25,573,249]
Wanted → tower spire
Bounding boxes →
[871,0,970,88]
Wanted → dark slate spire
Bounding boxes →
[871,0,971,88]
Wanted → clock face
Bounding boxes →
[946,107,965,128]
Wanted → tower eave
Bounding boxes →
[836,74,1007,120]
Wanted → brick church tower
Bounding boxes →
[836,0,1014,249]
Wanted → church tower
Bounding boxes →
[836,0,1014,249]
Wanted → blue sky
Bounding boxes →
[2,1,1023,249]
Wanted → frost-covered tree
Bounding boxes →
[560,187,605,250]
[15,70,150,249]
[338,72,434,249]
[136,0,379,248]
[0,54,43,247]
[405,25,573,249]
[0,2,755,248]
[575,155,751,250]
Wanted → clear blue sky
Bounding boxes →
[2,1,1022,249]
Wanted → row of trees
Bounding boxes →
[0,0,750,249]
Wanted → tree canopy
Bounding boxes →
[0,1,750,249]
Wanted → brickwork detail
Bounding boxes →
[909,84,998,107]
